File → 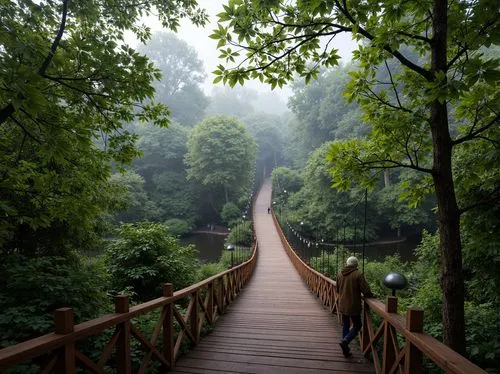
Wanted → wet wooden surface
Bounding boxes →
[171,182,374,373]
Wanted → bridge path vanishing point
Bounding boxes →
[171,181,374,374]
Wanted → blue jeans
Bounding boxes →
[342,314,362,344]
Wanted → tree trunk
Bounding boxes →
[224,186,229,203]
[384,170,390,186]
[430,0,465,355]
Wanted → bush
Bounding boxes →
[164,218,191,237]
[0,253,108,348]
[105,222,199,301]
[363,254,414,302]
[465,302,500,372]
[219,247,252,268]
[197,262,226,282]
[221,202,241,226]
[227,220,253,246]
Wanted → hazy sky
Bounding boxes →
[140,0,357,99]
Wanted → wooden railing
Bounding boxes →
[272,213,485,374]
[0,241,258,373]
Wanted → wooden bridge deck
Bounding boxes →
[171,182,374,374]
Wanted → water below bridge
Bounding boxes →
[183,230,419,265]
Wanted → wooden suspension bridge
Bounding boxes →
[0,182,485,373]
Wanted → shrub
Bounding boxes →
[465,302,500,372]
[0,253,108,348]
[227,220,253,246]
[105,222,199,301]
[164,218,191,237]
[221,202,241,226]
[197,262,226,282]
[219,247,252,268]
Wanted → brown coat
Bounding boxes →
[336,265,372,316]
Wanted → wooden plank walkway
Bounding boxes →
[171,181,374,373]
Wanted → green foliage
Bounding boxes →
[137,32,209,127]
[241,113,286,181]
[464,303,500,372]
[212,0,498,352]
[308,247,351,277]
[219,247,252,268]
[221,202,241,226]
[227,220,253,247]
[363,255,413,301]
[133,122,200,224]
[109,171,150,223]
[287,66,369,163]
[197,262,227,282]
[164,218,191,238]
[374,178,433,230]
[185,116,258,215]
[271,167,303,195]
[0,0,207,253]
[105,222,199,301]
[0,253,108,347]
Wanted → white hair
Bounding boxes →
[346,256,358,267]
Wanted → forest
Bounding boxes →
[0,0,498,372]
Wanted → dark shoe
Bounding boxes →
[339,340,352,358]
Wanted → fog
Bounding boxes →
[129,0,357,114]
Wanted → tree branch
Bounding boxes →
[452,113,500,146]
[1,0,69,126]
[354,156,433,174]
[384,60,404,109]
[396,31,432,44]
[38,0,70,76]
[459,193,500,215]
[333,0,432,81]
[446,15,499,70]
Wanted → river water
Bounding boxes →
[181,232,228,263]
[182,230,419,265]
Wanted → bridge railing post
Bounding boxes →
[361,303,370,353]
[405,308,424,374]
[190,290,199,344]
[114,295,131,374]
[207,282,214,325]
[383,296,398,373]
[54,307,75,374]
[162,283,174,369]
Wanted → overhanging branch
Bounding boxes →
[1,0,70,126]
[38,0,70,76]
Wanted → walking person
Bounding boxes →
[336,256,373,358]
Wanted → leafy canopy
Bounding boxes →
[105,222,199,301]
[0,0,207,252]
[185,115,258,200]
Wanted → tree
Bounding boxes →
[241,113,285,183]
[289,66,368,149]
[137,32,209,126]
[134,122,200,223]
[109,171,152,223]
[185,116,257,215]
[212,0,499,353]
[0,0,207,253]
[271,166,303,195]
[105,222,198,301]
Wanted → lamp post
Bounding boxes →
[320,238,324,274]
[226,244,235,268]
[300,221,304,259]
[383,272,408,296]
[282,189,287,223]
